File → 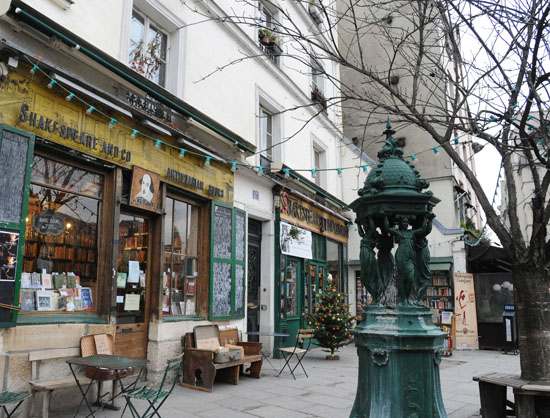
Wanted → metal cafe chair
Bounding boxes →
[0,391,31,418]
[121,353,184,418]
[277,329,315,379]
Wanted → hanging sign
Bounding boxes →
[280,221,312,259]
[453,273,479,349]
[129,166,160,212]
[32,209,65,236]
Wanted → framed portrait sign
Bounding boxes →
[129,166,160,212]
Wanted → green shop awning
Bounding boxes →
[429,263,452,271]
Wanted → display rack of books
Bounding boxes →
[116,219,148,323]
[432,310,455,357]
[424,271,454,312]
[19,272,95,312]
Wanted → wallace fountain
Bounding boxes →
[349,119,447,417]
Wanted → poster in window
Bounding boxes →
[0,230,19,281]
[129,166,160,212]
[280,222,312,259]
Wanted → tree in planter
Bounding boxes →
[181,0,550,390]
[306,284,356,359]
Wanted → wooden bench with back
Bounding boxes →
[181,326,263,392]
[28,347,94,418]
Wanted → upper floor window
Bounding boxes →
[260,107,273,161]
[129,9,168,87]
[258,1,282,64]
[313,145,327,187]
[311,59,327,111]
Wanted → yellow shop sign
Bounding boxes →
[2,68,233,203]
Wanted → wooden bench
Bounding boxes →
[474,372,550,417]
[181,328,263,392]
[28,347,95,418]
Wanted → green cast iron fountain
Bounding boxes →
[349,118,447,417]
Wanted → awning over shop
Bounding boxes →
[429,262,452,271]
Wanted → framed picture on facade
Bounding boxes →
[129,166,160,212]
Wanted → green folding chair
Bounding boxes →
[0,391,30,417]
[121,353,183,418]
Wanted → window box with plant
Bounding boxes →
[311,86,327,110]
[258,29,283,56]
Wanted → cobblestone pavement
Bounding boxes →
[50,344,520,418]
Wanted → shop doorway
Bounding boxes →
[115,213,151,358]
[279,256,302,348]
[247,219,262,342]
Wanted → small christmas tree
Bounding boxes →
[307,285,356,359]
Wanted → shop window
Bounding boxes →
[281,257,299,318]
[326,239,341,290]
[20,156,103,313]
[311,233,325,260]
[129,9,168,86]
[162,196,200,316]
[210,203,246,320]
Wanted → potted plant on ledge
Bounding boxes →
[258,29,283,56]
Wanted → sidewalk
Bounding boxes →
[55,345,520,418]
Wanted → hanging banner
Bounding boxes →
[454,273,479,349]
[280,222,312,259]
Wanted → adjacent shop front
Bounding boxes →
[274,188,349,347]
[0,63,243,373]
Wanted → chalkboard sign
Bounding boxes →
[213,205,232,259]
[212,262,231,317]
[235,264,244,316]
[32,210,65,236]
[0,131,29,224]
[235,212,245,262]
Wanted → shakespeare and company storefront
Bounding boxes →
[274,189,349,348]
[0,64,243,387]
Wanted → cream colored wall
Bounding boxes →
[22,0,124,58]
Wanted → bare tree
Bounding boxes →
[183,0,550,382]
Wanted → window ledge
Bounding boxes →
[162,315,205,323]
[17,313,107,326]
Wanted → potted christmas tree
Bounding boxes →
[306,283,356,360]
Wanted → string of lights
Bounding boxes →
[24,57,477,178]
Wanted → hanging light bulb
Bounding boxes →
[30,64,39,75]
[361,165,368,172]
[283,168,290,179]
[179,149,186,159]
[231,162,238,172]
[205,156,211,165]
[86,106,95,115]
[453,137,459,145]
[131,129,139,138]
[155,139,161,149]
[109,118,117,128]
[432,147,439,155]
[47,80,56,89]
[66,93,75,101]
[257,165,263,175]
[410,153,416,161]
[311,168,316,177]
[336,168,342,175]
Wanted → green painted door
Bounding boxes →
[278,256,302,349]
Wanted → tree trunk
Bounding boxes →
[515,265,550,381]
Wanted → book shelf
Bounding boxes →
[425,271,454,311]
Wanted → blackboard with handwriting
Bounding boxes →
[235,264,244,316]
[213,205,232,259]
[235,211,245,262]
[212,262,231,317]
[0,131,29,224]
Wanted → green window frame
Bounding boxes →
[210,202,246,320]
[0,125,35,327]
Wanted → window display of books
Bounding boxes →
[19,271,93,312]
